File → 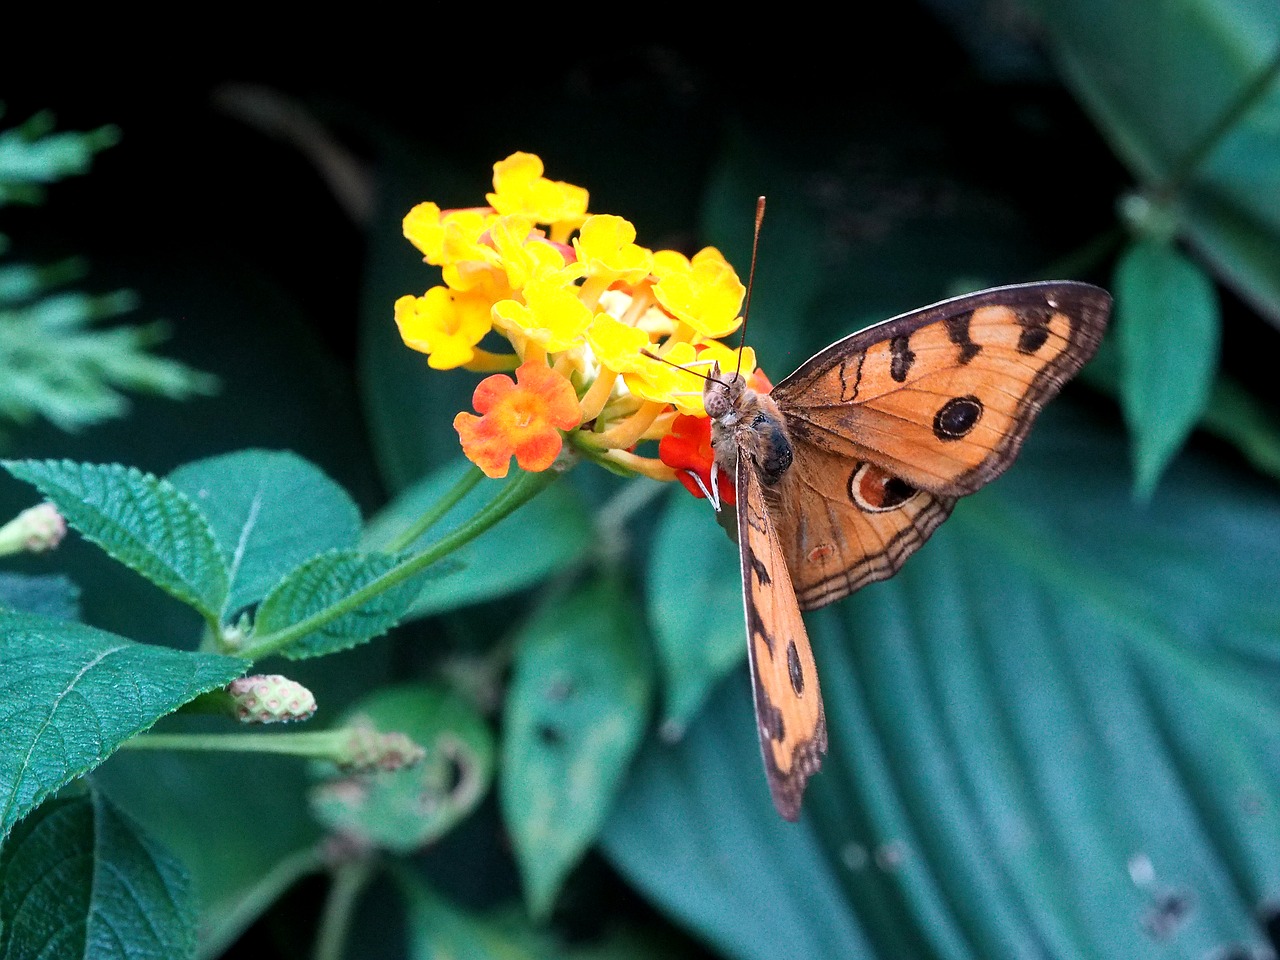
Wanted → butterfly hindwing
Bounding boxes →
[736,453,827,821]
[771,281,1111,497]
[768,442,957,610]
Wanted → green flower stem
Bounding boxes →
[238,466,563,661]
[199,846,328,960]
[314,858,376,960]
[1154,47,1280,202]
[119,729,361,763]
[383,462,484,553]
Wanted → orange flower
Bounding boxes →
[453,361,582,478]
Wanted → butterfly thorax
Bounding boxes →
[705,371,794,487]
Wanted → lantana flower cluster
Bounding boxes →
[394,152,764,502]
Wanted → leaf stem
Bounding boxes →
[1152,47,1280,202]
[237,467,562,661]
[383,463,484,553]
[120,729,359,762]
[313,857,376,960]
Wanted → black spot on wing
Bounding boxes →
[889,335,915,382]
[945,312,981,364]
[787,641,804,694]
[933,395,983,441]
[1017,306,1053,354]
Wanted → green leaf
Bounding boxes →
[646,488,744,735]
[501,577,653,919]
[0,790,196,960]
[1115,239,1221,498]
[0,611,246,840]
[1028,0,1280,322]
[603,404,1280,960]
[310,685,495,853]
[1,460,229,620]
[362,459,592,618]
[168,449,361,618]
[0,572,79,621]
[253,549,422,659]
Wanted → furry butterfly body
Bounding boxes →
[704,280,1112,820]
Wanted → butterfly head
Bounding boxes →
[703,361,748,423]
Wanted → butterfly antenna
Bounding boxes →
[640,348,715,383]
[734,196,766,380]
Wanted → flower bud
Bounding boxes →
[0,503,67,556]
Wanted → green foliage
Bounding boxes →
[310,685,495,852]
[168,449,362,618]
[3,459,230,621]
[363,458,592,618]
[0,109,214,437]
[0,790,197,960]
[1027,0,1280,323]
[0,108,119,207]
[0,611,246,840]
[253,549,424,658]
[1115,239,1222,497]
[501,576,654,919]
[645,488,743,734]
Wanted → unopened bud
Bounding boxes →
[339,720,426,773]
[0,503,67,556]
[227,674,317,723]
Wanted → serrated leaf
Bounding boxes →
[603,404,1280,960]
[168,449,361,618]
[310,685,495,853]
[501,577,653,919]
[0,611,247,840]
[1115,239,1221,498]
[2,459,229,619]
[253,550,422,659]
[0,790,196,960]
[646,488,744,735]
[0,572,79,621]
[362,459,592,619]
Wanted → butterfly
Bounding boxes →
[702,280,1112,820]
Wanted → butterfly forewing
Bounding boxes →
[771,282,1111,497]
[736,453,827,821]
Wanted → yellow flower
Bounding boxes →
[394,287,493,370]
[493,277,595,353]
[404,204,492,267]
[652,246,745,339]
[488,215,582,291]
[573,215,653,288]
[487,153,589,241]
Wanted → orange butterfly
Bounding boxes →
[703,281,1112,820]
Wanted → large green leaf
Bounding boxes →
[645,488,743,735]
[0,790,197,960]
[501,576,653,919]
[1027,0,1280,323]
[2,459,229,620]
[603,403,1280,960]
[362,459,592,619]
[0,611,246,841]
[168,449,361,619]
